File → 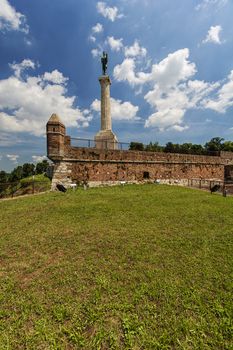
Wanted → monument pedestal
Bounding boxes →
[95,130,118,150]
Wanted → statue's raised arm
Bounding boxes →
[101,51,108,75]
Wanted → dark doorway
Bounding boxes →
[143,171,150,179]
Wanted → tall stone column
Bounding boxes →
[100,75,112,131]
[95,75,118,150]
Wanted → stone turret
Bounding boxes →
[46,113,66,160]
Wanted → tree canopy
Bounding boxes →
[1,160,49,183]
[130,137,233,155]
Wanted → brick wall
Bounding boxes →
[68,160,224,183]
[47,122,230,186]
[47,146,224,186]
[64,145,224,165]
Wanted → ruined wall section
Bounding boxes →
[47,119,228,187]
[69,161,224,184]
[64,144,224,164]
[60,144,225,185]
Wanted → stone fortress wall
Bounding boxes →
[47,67,233,189]
[46,114,233,188]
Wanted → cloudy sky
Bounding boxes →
[1,0,233,170]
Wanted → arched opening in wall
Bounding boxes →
[143,171,150,179]
[53,128,56,132]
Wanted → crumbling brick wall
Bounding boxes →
[69,160,224,183]
[47,122,228,186]
[47,146,224,185]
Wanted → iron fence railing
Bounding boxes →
[0,180,51,199]
[69,138,226,156]
[187,178,222,189]
[70,137,130,150]
[187,178,233,195]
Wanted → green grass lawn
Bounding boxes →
[0,185,232,349]
[20,174,51,184]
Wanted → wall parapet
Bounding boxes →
[64,145,227,165]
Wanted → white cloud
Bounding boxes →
[145,109,186,130]
[114,48,196,88]
[9,59,35,79]
[25,38,32,46]
[89,35,96,43]
[0,132,23,147]
[114,58,149,86]
[196,0,228,11]
[171,125,189,132]
[7,154,19,163]
[111,98,139,120]
[202,25,223,44]
[202,71,233,113]
[113,48,218,130]
[91,97,139,121]
[0,0,28,32]
[0,59,92,137]
[83,109,90,116]
[149,49,196,90]
[91,48,102,58]
[43,70,68,85]
[89,23,103,43]
[91,99,100,112]
[92,23,103,34]
[97,2,123,22]
[107,36,123,52]
[32,155,47,163]
[125,40,147,58]
[144,78,218,130]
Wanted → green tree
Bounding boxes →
[9,166,23,182]
[190,144,205,155]
[221,141,233,152]
[204,137,224,153]
[179,143,193,154]
[164,142,179,153]
[35,160,49,174]
[129,142,144,151]
[145,142,164,152]
[164,142,173,153]
[22,163,35,178]
[0,171,8,183]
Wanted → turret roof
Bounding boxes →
[48,113,61,122]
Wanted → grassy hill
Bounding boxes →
[0,185,232,349]
[0,174,51,198]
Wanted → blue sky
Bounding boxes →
[0,0,233,171]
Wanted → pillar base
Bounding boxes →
[95,130,118,150]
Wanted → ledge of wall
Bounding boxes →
[64,146,227,165]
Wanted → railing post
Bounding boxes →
[223,182,227,197]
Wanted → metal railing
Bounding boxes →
[187,178,233,195]
[69,138,227,156]
[187,178,222,189]
[0,180,51,199]
[70,137,131,150]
